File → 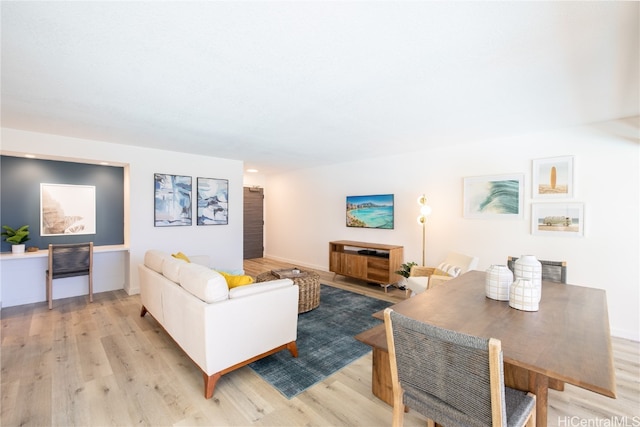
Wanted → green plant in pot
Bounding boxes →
[395,261,418,290]
[2,224,30,254]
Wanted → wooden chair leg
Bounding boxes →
[47,275,53,310]
[89,273,93,303]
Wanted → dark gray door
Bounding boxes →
[243,187,264,259]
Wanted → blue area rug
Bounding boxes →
[249,284,392,399]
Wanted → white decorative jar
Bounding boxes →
[514,255,542,301]
[509,278,540,311]
[485,265,513,301]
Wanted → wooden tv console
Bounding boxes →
[329,240,403,291]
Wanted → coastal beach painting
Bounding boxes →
[154,173,192,227]
[346,194,394,229]
[532,202,584,236]
[463,174,524,219]
[197,177,228,225]
[532,156,574,198]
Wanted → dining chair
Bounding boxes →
[507,256,567,284]
[46,242,94,309]
[384,308,536,427]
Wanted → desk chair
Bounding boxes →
[507,257,567,284]
[46,242,93,309]
[384,308,536,427]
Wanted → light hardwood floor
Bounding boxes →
[1,258,638,426]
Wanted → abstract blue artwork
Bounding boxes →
[464,174,524,219]
[197,177,228,225]
[154,174,192,226]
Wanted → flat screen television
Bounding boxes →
[346,194,394,229]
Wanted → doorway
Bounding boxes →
[243,187,264,259]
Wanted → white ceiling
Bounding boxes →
[1,1,638,175]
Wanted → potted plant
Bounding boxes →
[395,261,418,290]
[2,224,30,254]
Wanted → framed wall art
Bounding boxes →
[197,177,229,225]
[154,173,192,227]
[532,156,574,199]
[463,174,524,219]
[346,194,394,229]
[531,202,584,237]
[40,183,96,236]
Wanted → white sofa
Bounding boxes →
[138,250,299,398]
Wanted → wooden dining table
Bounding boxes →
[365,270,617,427]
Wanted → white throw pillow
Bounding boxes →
[179,263,228,303]
[437,262,462,278]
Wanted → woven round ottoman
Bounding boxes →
[256,269,321,313]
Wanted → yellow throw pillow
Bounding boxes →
[172,252,191,263]
[217,271,254,289]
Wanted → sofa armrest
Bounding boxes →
[229,279,293,299]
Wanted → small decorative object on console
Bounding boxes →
[271,268,308,279]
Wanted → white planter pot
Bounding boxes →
[11,244,25,254]
[485,264,513,301]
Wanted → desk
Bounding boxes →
[357,270,616,427]
[0,245,129,307]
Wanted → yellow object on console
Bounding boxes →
[172,252,191,263]
[217,271,254,289]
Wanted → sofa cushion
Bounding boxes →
[179,263,229,303]
[172,252,191,263]
[217,271,254,289]
[163,257,186,283]
[433,268,452,277]
[145,250,171,273]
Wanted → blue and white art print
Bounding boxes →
[197,177,228,225]
[463,174,524,219]
[154,174,192,227]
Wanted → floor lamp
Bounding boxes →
[417,194,432,266]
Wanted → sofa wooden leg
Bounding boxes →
[140,306,148,317]
[287,341,298,358]
[204,372,222,399]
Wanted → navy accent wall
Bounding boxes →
[0,156,125,252]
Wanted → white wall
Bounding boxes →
[264,118,639,341]
[1,128,244,298]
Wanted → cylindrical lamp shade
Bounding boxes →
[485,265,513,301]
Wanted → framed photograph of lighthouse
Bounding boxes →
[532,156,574,199]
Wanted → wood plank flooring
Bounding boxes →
[1,258,638,426]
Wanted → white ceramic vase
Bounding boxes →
[485,265,513,301]
[514,255,542,301]
[509,278,540,311]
